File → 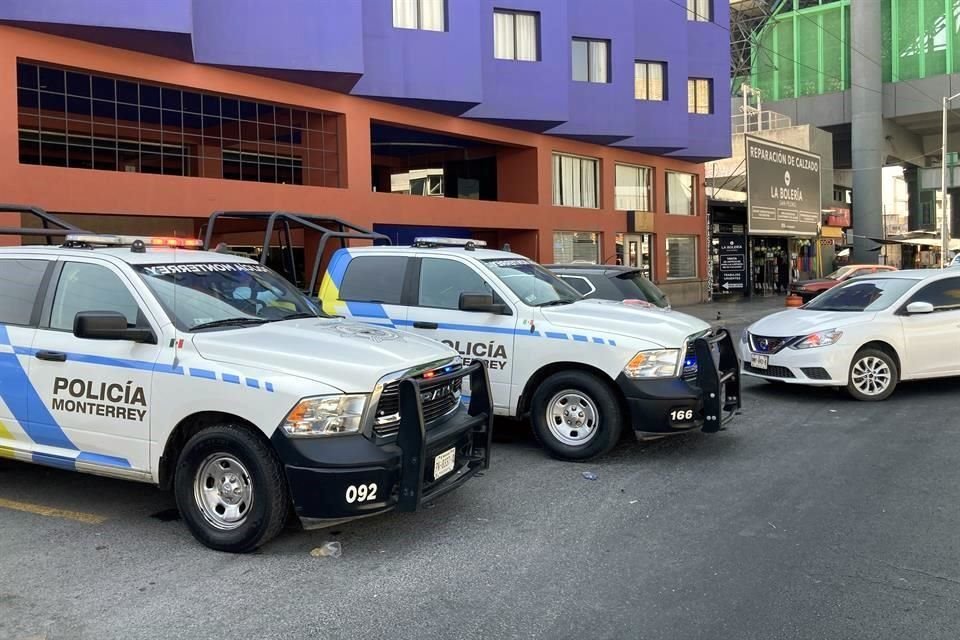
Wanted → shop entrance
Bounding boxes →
[620,233,654,279]
[749,237,790,296]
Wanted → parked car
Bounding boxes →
[950,253,960,268]
[790,264,897,302]
[546,264,671,309]
[742,269,960,401]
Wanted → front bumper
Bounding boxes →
[270,362,493,528]
[616,329,741,437]
[739,339,851,386]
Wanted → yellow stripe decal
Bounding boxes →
[0,419,16,459]
[0,497,106,525]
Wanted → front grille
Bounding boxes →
[801,367,831,380]
[373,364,463,437]
[748,334,792,354]
[744,363,795,378]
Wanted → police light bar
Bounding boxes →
[65,234,203,249]
[413,237,488,249]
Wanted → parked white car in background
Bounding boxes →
[741,269,960,401]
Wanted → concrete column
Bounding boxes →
[850,0,884,263]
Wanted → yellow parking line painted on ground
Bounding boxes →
[0,497,106,525]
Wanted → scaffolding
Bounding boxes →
[730,0,782,95]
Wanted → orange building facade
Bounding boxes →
[0,26,710,304]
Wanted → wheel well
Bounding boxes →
[518,362,626,418]
[157,412,268,491]
[857,341,902,376]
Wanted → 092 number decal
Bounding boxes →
[345,483,378,504]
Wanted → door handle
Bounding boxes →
[413,321,439,330]
[35,350,67,362]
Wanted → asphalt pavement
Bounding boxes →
[3,307,960,640]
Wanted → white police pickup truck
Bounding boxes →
[318,238,741,460]
[0,208,492,552]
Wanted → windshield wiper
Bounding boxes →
[189,318,268,331]
[268,312,321,322]
[536,299,577,307]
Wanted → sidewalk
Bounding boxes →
[675,294,788,326]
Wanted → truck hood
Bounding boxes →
[191,317,458,392]
[748,309,875,337]
[794,278,835,290]
[540,299,710,348]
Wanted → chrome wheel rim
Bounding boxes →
[194,454,253,531]
[851,356,892,396]
[546,390,599,446]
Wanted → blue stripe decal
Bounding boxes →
[545,332,568,340]
[608,339,617,346]
[221,373,240,385]
[76,451,132,468]
[346,302,391,320]
[572,335,588,342]
[32,451,76,471]
[189,368,217,380]
[593,337,605,344]
[0,324,9,345]
[265,382,275,393]
[246,378,260,389]
[394,320,523,336]
[13,346,184,376]
[0,351,78,451]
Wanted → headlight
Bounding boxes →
[624,349,681,378]
[740,329,749,344]
[791,329,843,350]
[282,394,368,436]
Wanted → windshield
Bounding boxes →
[825,265,856,280]
[483,258,581,306]
[612,271,670,308]
[803,277,916,312]
[137,262,321,331]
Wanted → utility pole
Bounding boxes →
[941,93,960,267]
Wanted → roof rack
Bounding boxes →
[203,211,391,294]
[0,204,88,244]
[413,237,487,250]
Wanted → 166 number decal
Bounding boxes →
[345,483,378,504]
[670,409,694,422]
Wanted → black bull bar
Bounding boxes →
[395,361,493,511]
[694,329,742,433]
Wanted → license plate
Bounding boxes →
[433,447,456,480]
[750,354,769,370]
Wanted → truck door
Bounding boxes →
[404,257,517,413]
[28,260,159,472]
[319,252,410,328]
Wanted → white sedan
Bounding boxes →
[741,269,960,401]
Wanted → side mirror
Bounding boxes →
[459,292,508,315]
[74,311,156,344]
[905,301,935,315]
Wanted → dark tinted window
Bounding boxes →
[906,278,960,311]
[0,259,49,326]
[51,263,144,331]
[611,271,670,308]
[340,257,408,305]
[559,275,594,296]
[419,258,492,309]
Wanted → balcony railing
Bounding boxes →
[732,110,792,134]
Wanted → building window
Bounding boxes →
[393,0,445,31]
[634,61,666,101]
[571,38,610,83]
[687,78,713,114]
[666,236,697,279]
[553,153,599,208]
[554,232,601,264]
[16,61,342,186]
[615,164,652,211]
[493,10,539,61]
[686,0,711,22]
[666,171,696,215]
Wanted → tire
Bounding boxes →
[174,424,289,553]
[530,371,623,461]
[846,348,898,402]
